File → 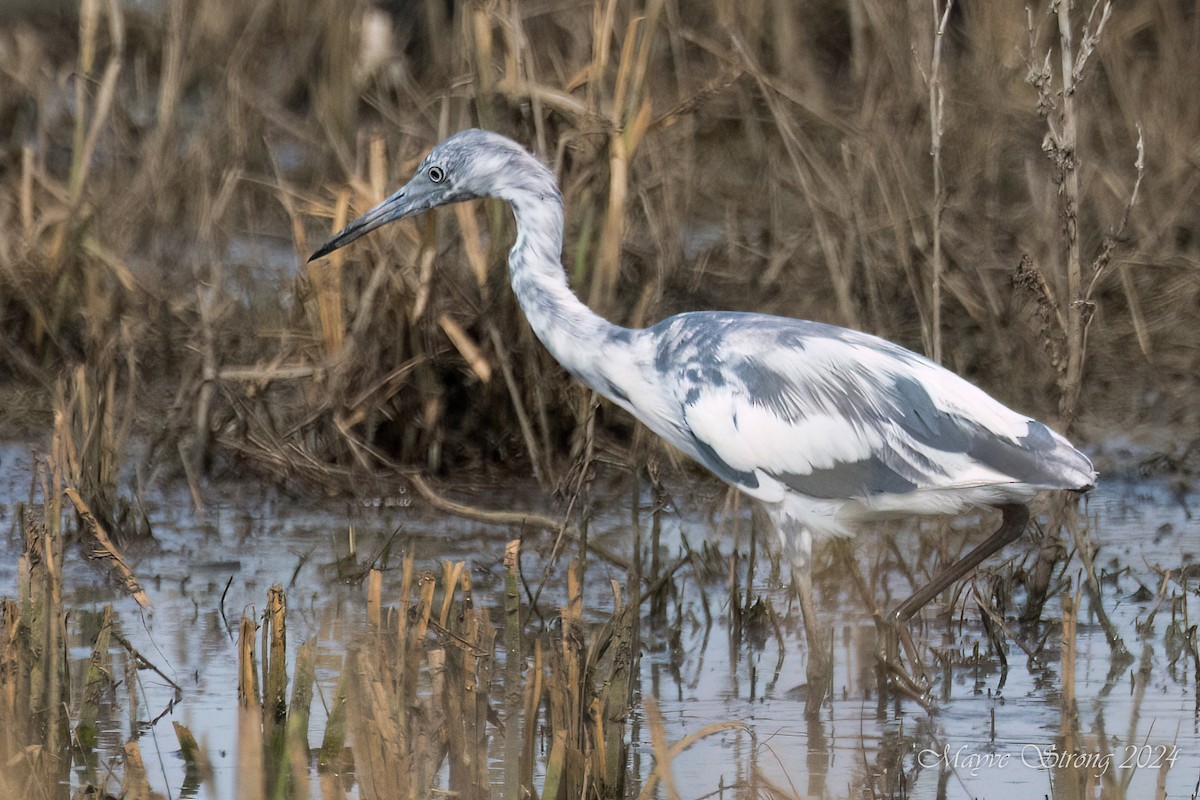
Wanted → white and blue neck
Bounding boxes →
[501,182,633,396]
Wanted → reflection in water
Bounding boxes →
[0,445,1197,798]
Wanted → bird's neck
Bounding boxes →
[504,187,628,390]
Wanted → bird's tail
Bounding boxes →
[1045,428,1097,492]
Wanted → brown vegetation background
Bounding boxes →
[0,0,1195,497]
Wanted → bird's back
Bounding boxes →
[631,311,1093,535]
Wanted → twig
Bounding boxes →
[111,627,183,696]
[219,573,234,638]
[217,365,320,382]
[404,472,633,572]
[64,486,152,608]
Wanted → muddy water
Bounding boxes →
[1,441,1197,798]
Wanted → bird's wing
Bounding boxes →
[651,313,1092,504]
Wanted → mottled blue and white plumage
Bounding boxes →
[310,129,1094,646]
[636,313,1092,542]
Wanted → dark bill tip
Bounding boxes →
[307,225,363,263]
[307,214,378,262]
[306,187,416,263]
[307,241,337,263]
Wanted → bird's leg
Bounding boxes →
[772,516,831,716]
[876,504,1029,696]
[889,504,1030,624]
[794,559,831,719]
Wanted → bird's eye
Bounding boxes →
[428,165,446,183]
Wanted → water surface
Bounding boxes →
[1,442,1196,798]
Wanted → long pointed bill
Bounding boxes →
[308,184,435,262]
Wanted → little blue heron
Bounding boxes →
[311,129,1095,711]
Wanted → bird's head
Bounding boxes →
[309,129,551,262]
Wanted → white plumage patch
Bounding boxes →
[684,389,880,475]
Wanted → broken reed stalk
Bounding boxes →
[600,589,636,793]
[366,568,382,627]
[262,585,289,797]
[502,540,523,799]
[317,653,350,770]
[0,600,29,798]
[283,639,317,798]
[234,601,268,800]
[236,588,321,800]
[1061,583,1079,714]
[238,703,267,800]
[1055,581,1099,799]
[443,573,493,800]
[263,585,288,725]
[76,604,114,751]
[543,559,582,798]
[13,458,71,793]
[239,614,260,708]
[54,340,138,536]
[121,740,152,800]
[542,557,641,798]
[521,638,543,794]
[309,188,349,359]
[173,720,212,787]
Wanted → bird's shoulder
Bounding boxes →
[648,311,934,413]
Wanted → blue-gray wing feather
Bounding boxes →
[649,312,1092,500]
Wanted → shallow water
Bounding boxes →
[1,441,1197,799]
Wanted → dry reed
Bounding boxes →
[0,0,1191,503]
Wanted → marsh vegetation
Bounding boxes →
[0,0,1197,797]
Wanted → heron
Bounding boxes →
[310,128,1095,713]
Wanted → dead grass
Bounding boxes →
[0,0,1194,497]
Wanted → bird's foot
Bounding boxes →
[878,612,902,665]
[874,613,932,708]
